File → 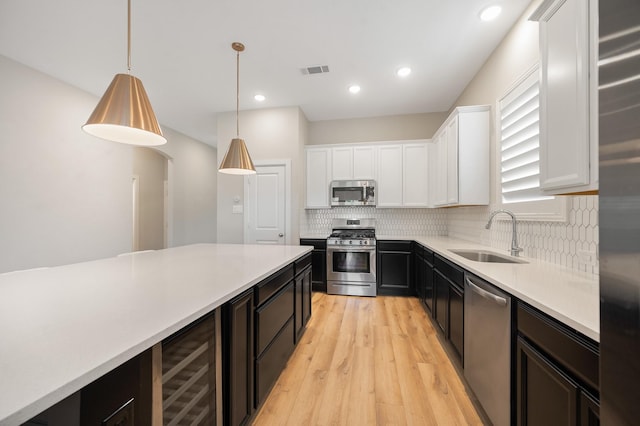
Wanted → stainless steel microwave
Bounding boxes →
[330,180,376,206]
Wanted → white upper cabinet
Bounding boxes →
[403,143,430,207]
[352,146,377,180]
[305,147,331,209]
[331,145,377,181]
[432,106,490,207]
[532,0,598,194]
[377,145,404,207]
[306,141,429,209]
[331,146,353,180]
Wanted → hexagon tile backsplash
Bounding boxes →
[302,195,599,275]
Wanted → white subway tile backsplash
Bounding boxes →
[302,195,599,276]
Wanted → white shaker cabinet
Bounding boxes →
[432,106,490,207]
[331,145,377,181]
[376,145,404,207]
[403,143,430,207]
[352,145,377,180]
[532,0,598,194]
[305,147,331,208]
[330,146,353,180]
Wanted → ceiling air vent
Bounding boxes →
[301,65,330,75]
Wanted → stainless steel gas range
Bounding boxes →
[326,218,376,297]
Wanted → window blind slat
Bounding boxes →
[500,73,546,204]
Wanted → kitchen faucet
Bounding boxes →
[485,209,523,257]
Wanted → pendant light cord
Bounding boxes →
[236,48,240,138]
[127,0,132,73]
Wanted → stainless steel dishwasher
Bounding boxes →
[464,272,512,426]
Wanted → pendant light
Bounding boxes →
[82,0,166,146]
[219,42,256,175]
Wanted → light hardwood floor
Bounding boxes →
[252,292,484,425]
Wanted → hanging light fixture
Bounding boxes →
[219,42,256,175]
[82,0,166,146]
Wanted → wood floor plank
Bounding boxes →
[252,293,484,426]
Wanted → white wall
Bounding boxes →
[0,55,218,272]
[0,55,132,272]
[156,127,218,247]
[217,106,306,244]
[308,112,449,145]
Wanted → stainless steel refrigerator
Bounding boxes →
[599,0,640,424]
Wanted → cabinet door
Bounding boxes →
[434,133,448,206]
[434,271,449,335]
[414,252,425,301]
[424,261,434,314]
[302,267,312,326]
[517,336,578,426]
[403,143,429,207]
[449,284,464,364]
[305,148,331,208]
[446,116,459,205]
[353,145,377,180]
[579,391,600,426]
[537,0,591,191]
[294,267,312,342]
[223,289,254,426]
[331,146,353,180]
[377,243,412,296]
[377,145,404,207]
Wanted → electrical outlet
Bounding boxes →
[578,250,597,265]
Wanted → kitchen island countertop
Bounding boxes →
[0,243,312,425]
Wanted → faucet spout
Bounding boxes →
[485,209,523,257]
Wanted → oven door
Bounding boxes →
[326,245,376,283]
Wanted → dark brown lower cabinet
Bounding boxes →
[222,288,254,426]
[448,282,464,363]
[517,336,578,425]
[434,270,448,334]
[299,239,326,292]
[517,302,600,426]
[377,240,413,296]
[294,264,312,342]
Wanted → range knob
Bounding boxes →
[349,240,353,245]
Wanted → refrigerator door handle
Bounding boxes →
[466,277,508,306]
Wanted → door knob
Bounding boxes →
[279,233,284,237]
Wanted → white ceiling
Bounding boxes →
[0,0,531,146]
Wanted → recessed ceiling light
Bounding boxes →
[348,85,361,94]
[254,94,266,102]
[396,67,412,77]
[480,5,502,21]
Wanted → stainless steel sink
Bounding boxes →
[448,249,528,264]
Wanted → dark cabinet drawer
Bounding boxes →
[434,254,464,287]
[255,281,294,356]
[294,253,312,274]
[255,264,294,306]
[255,318,295,405]
[378,240,413,251]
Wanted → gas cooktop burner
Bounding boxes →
[329,230,375,239]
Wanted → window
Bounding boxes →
[496,65,567,221]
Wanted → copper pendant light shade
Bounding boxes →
[82,0,166,146]
[219,42,256,175]
[83,73,166,146]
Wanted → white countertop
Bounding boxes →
[378,235,599,342]
[0,243,312,425]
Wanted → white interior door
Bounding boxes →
[245,164,287,245]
